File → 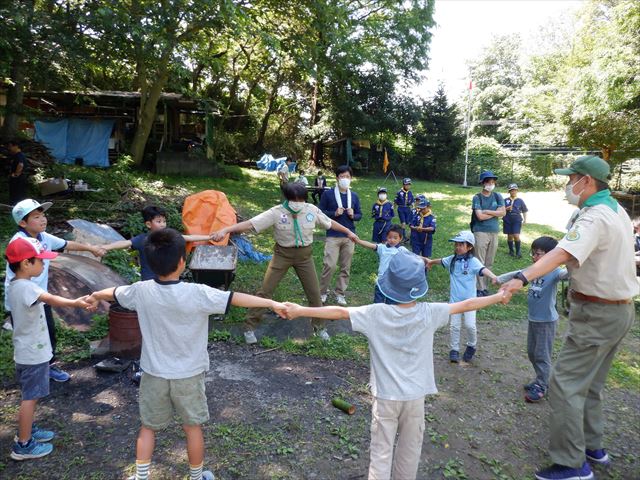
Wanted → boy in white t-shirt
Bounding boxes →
[284,249,511,480]
[87,228,288,480]
[5,237,90,461]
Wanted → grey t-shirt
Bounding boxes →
[115,280,232,379]
[348,302,450,400]
[7,279,52,365]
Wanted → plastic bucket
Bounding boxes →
[108,304,141,358]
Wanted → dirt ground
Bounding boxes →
[1,314,638,480]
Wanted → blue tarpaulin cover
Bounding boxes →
[34,119,114,167]
[256,153,294,172]
[232,235,272,263]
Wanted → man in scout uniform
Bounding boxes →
[501,156,638,480]
[394,178,414,237]
[212,182,356,344]
[371,187,394,242]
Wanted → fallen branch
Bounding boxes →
[252,346,280,356]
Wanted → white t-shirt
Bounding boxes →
[4,230,67,311]
[114,280,232,379]
[7,279,52,365]
[348,302,450,401]
[558,203,638,299]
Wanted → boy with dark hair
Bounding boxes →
[284,249,511,480]
[5,237,90,460]
[103,204,213,281]
[87,228,289,480]
[318,165,362,306]
[4,199,106,383]
[212,181,356,343]
[498,236,568,402]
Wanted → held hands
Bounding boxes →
[498,290,513,304]
[282,301,303,320]
[271,301,288,319]
[211,230,226,242]
[499,279,525,295]
[347,231,359,242]
[84,293,101,312]
[74,295,93,310]
[92,246,107,257]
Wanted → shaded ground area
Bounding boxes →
[1,315,638,480]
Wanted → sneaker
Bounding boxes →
[320,294,327,303]
[203,471,215,480]
[49,366,70,382]
[10,438,54,460]
[535,462,594,480]
[523,381,537,391]
[586,448,610,465]
[315,328,330,341]
[462,345,476,362]
[14,425,54,443]
[244,330,258,345]
[525,384,545,403]
[516,253,522,258]
[449,350,459,363]
[335,294,347,306]
[508,251,514,257]
[2,320,13,331]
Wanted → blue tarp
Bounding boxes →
[232,235,272,263]
[34,119,114,167]
[256,153,294,173]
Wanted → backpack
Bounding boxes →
[470,192,501,230]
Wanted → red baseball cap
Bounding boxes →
[5,237,58,263]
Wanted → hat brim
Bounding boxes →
[376,277,428,304]
[554,168,574,176]
[36,251,58,260]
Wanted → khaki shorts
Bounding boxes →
[139,372,209,430]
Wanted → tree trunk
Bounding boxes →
[130,52,171,166]
[0,59,26,140]
[601,146,613,162]
[254,75,281,152]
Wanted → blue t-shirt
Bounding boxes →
[528,268,565,322]
[131,233,156,281]
[376,244,407,276]
[441,254,485,302]
[472,192,504,233]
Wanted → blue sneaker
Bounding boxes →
[449,350,459,363]
[462,345,476,362]
[586,448,610,465]
[525,384,545,403]
[203,471,215,480]
[10,438,54,460]
[49,366,70,382]
[14,424,55,443]
[535,462,594,480]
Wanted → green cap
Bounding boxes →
[554,155,610,183]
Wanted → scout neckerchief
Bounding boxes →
[417,209,432,243]
[282,201,305,247]
[334,186,352,210]
[401,187,410,206]
[450,252,471,275]
[582,189,618,213]
[375,199,389,219]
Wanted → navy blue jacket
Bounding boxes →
[394,189,414,208]
[372,201,394,222]
[319,189,362,237]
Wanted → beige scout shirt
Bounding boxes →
[558,203,638,300]
[250,203,332,248]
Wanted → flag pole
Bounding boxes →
[463,79,472,187]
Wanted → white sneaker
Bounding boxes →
[203,470,215,480]
[336,294,347,306]
[320,293,327,303]
[244,330,258,345]
[2,320,13,331]
[316,328,330,341]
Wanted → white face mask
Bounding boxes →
[338,178,351,189]
[288,201,304,211]
[378,194,387,201]
[564,177,586,206]
[483,183,495,192]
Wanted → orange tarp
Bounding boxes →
[182,190,237,251]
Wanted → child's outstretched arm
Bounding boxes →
[481,267,499,284]
[354,236,376,250]
[102,239,133,252]
[450,291,511,315]
[66,240,107,258]
[426,258,442,270]
[38,292,92,310]
[86,287,117,310]
[496,269,518,284]
[211,220,254,242]
[231,292,287,318]
[183,233,214,243]
[284,302,350,321]
[329,220,358,241]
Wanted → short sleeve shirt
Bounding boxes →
[376,244,408,276]
[250,203,332,247]
[348,302,450,400]
[558,203,638,299]
[441,254,485,302]
[7,279,52,365]
[528,268,564,322]
[130,233,155,281]
[4,230,67,311]
[114,280,232,379]
[472,192,504,233]
[504,197,528,222]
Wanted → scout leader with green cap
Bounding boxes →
[500,155,638,480]
[211,182,357,345]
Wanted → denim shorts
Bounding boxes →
[16,361,50,401]
[139,372,209,430]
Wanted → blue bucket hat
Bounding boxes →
[478,170,498,184]
[376,249,428,303]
